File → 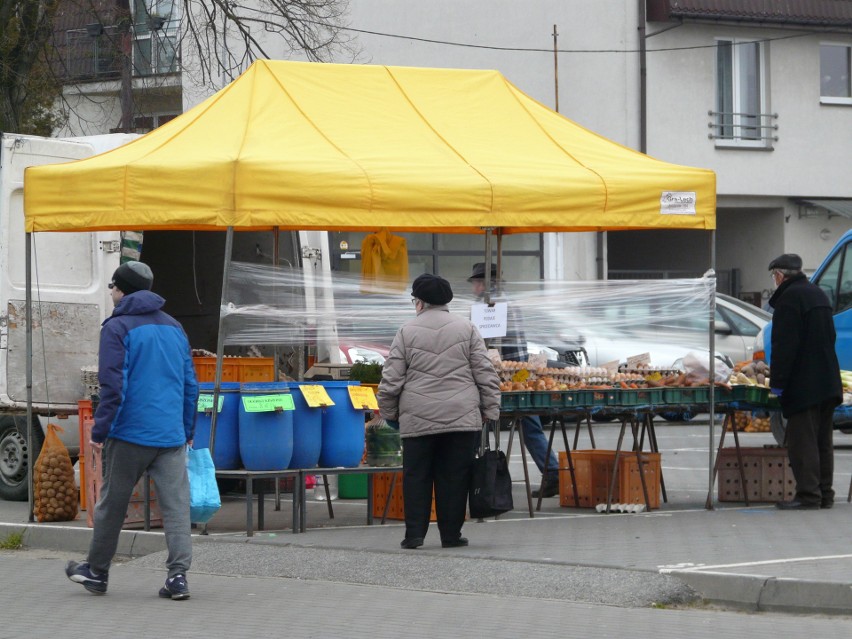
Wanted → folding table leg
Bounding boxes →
[515,420,534,518]
[645,415,667,503]
[245,476,254,537]
[606,419,628,513]
[705,411,731,509]
[559,418,579,508]
[536,418,559,512]
[381,472,397,525]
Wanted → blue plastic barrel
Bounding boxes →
[318,381,366,468]
[285,382,322,469]
[193,382,241,470]
[238,382,294,471]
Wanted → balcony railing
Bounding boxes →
[64,24,180,82]
[708,110,778,144]
[64,26,123,81]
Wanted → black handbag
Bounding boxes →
[469,422,513,518]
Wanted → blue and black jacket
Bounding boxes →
[92,290,198,446]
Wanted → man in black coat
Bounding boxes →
[768,253,843,509]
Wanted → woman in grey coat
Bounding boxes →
[377,274,501,549]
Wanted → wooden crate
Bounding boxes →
[558,450,661,510]
[371,471,436,522]
[717,446,795,502]
[82,419,162,528]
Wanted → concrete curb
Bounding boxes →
[1,522,167,557]
[665,569,852,615]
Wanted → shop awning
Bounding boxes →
[24,60,715,234]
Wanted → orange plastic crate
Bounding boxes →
[192,357,275,383]
[371,471,437,522]
[559,450,661,510]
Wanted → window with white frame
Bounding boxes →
[714,39,770,146]
[820,43,852,105]
[132,1,179,76]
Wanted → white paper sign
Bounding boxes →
[600,359,621,372]
[470,302,508,339]
[626,352,652,369]
[660,191,696,215]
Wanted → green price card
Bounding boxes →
[197,395,225,413]
[241,394,295,413]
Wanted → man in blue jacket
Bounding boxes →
[768,253,842,510]
[66,261,198,598]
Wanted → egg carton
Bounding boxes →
[595,502,647,514]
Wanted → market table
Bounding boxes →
[295,465,404,534]
[214,469,301,537]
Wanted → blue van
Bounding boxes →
[759,229,852,369]
[757,229,852,433]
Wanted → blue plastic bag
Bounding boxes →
[187,447,221,523]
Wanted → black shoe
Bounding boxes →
[775,500,820,510]
[400,537,424,549]
[441,537,469,548]
[158,573,190,600]
[821,499,834,509]
[531,481,559,499]
[65,561,108,595]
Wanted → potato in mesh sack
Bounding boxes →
[33,424,79,522]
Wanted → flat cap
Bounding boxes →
[768,253,802,271]
[411,273,453,305]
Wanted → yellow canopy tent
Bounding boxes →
[24,59,715,234]
[22,60,722,514]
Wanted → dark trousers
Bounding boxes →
[786,399,835,504]
[402,431,478,542]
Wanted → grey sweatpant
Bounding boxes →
[88,439,192,577]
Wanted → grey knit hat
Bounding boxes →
[111,261,154,294]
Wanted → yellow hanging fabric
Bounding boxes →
[361,228,409,293]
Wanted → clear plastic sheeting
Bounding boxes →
[220,261,717,368]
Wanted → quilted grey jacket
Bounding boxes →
[377,305,501,438]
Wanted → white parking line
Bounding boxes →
[665,553,852,572]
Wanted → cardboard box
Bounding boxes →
[717,446,795,502]
[558,449,661,510]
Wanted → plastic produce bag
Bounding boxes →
[365,415,402,467]
[186,447,221,523]
[34,424,79,522]
[682,351,732,384]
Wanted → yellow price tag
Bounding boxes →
[511,369,530,383]
[348,386,378,410]
[298,385,334,408]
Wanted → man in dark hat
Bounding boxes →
[66,261,198,597]
[468,263,560,498]
[768,253,842,509]
[378,274,501,549]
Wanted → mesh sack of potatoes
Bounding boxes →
[33,424,79,522]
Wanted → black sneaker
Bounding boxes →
[400,537,424,549]
[159,573,190,600]
[65,561,108,595]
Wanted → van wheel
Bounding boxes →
[0,417,44,501]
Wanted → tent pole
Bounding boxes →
[273,226,279,382]
[496,229,503,291]
[209,226,235,459]
[25,233,34,522]
[483,228,493,305]
[707,229,717,510]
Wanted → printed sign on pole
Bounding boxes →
[470,302,508,339]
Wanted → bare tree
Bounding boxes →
[3,0,355,135]
[1,0,63,134]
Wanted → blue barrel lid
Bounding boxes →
[240,381,291,393]
[198,382,241,392]
[312,381,361,387]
